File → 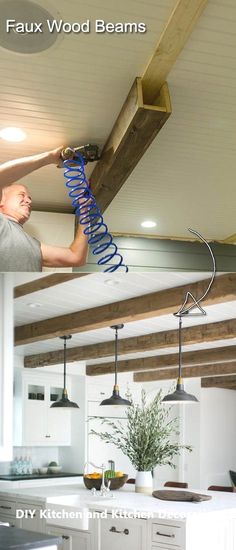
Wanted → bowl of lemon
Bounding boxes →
[83,470,128,490]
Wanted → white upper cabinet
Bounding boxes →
[14,370,71,446]
[0,274,13,461]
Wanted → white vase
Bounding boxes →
[135,471,153,494]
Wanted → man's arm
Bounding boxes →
[41,220,89,268]
[0,146,63,192]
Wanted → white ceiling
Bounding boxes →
[14,273,236,366]
[1,0,235,241]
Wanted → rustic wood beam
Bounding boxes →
[142,0,208,104]
[90,0,208,212]
[24,318,236,369]
[201,375,236,389]
[134,361,236,383]
[89,78,171,213]
[15,273,236,346]
[86,345,236,376]
[14,273,89,299]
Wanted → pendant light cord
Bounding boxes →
[114,327,118,386]
[63,337,66,391]
[178,316,182,381]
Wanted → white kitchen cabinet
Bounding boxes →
[17,501,45,533]
[14,370,71,446]
[0,274,13,461]
[98,515,148,550]
[47,526,91,550]
[0,496,20,528]
[152,520,184,547]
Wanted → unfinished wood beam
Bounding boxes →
[86,345,236,376]
[14,273,89,299]
[134,361,236,383]
[15,273,236,346]
[142,0,208,104]
[201,375,236,389]
[24,318,236,369]
[90,0,208,211]
[90,78,171,213]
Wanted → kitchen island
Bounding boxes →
[0,483,235,550]
[0,524,61,549]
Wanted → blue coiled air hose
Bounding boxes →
[63,154,129,272]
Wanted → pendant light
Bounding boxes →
[51,335,79,409]
[100,324,131,406]
[162,315,198,404]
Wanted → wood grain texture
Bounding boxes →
[86,345,236,376]
[24,318,236,368]
[14,273,89,299]
[201,375,236,389]
[142,0,209,104]
[15,273,236,346]
[134,361,236,382]
[90,79,171,213]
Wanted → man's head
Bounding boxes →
[0,184,32,224]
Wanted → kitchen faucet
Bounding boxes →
[84,462,111,497]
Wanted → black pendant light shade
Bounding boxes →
[50,335,79,409]
[162,316,198,404]
[100,324,131,407]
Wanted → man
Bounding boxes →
[0,146,89,271]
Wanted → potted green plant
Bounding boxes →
[90,389,192,493]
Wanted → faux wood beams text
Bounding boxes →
[134,361,236,383]
[87,345,236,377]
[90,79,171,213]
[24,318,236,369]
[16,273,236,346]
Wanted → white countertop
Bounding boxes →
[1,483,236,520]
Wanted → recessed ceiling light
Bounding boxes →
[27,303,42,308]
[141,220,157,228]
[0,127,26,142]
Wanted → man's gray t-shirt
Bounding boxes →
[0,213,42,271]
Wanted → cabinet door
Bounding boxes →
[0,513,21,528]
[100,516,147,550]
[20,505,44,533]
[47,527,91,550]
[47,408,71,445]
[24,400,46,444]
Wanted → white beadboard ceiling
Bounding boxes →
[14,273,236,366]
[1,0,235,241]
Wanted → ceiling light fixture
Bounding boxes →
[100,324,131,406]
[50,335,79,409]
[141,221,157,228]
[0,127,26,142]
[162,315,198,404]
[162,228,216,404]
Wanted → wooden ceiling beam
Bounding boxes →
[134,361,236,383]
[201,375,236,389]
[86,345,236,376]
[24,318,236,369]
[90,0,208,213]
[14,273,89,299]
[15,273,236,346]
[142,0,208,104]
[90,79,171,213]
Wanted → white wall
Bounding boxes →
[200,387,236,488]
[0,274,13,462]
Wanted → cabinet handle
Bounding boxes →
[62,535,70,540]
[156,531,175,538]
[0,505,12,510]
[109,526,129,535]
[45,435,51,438]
